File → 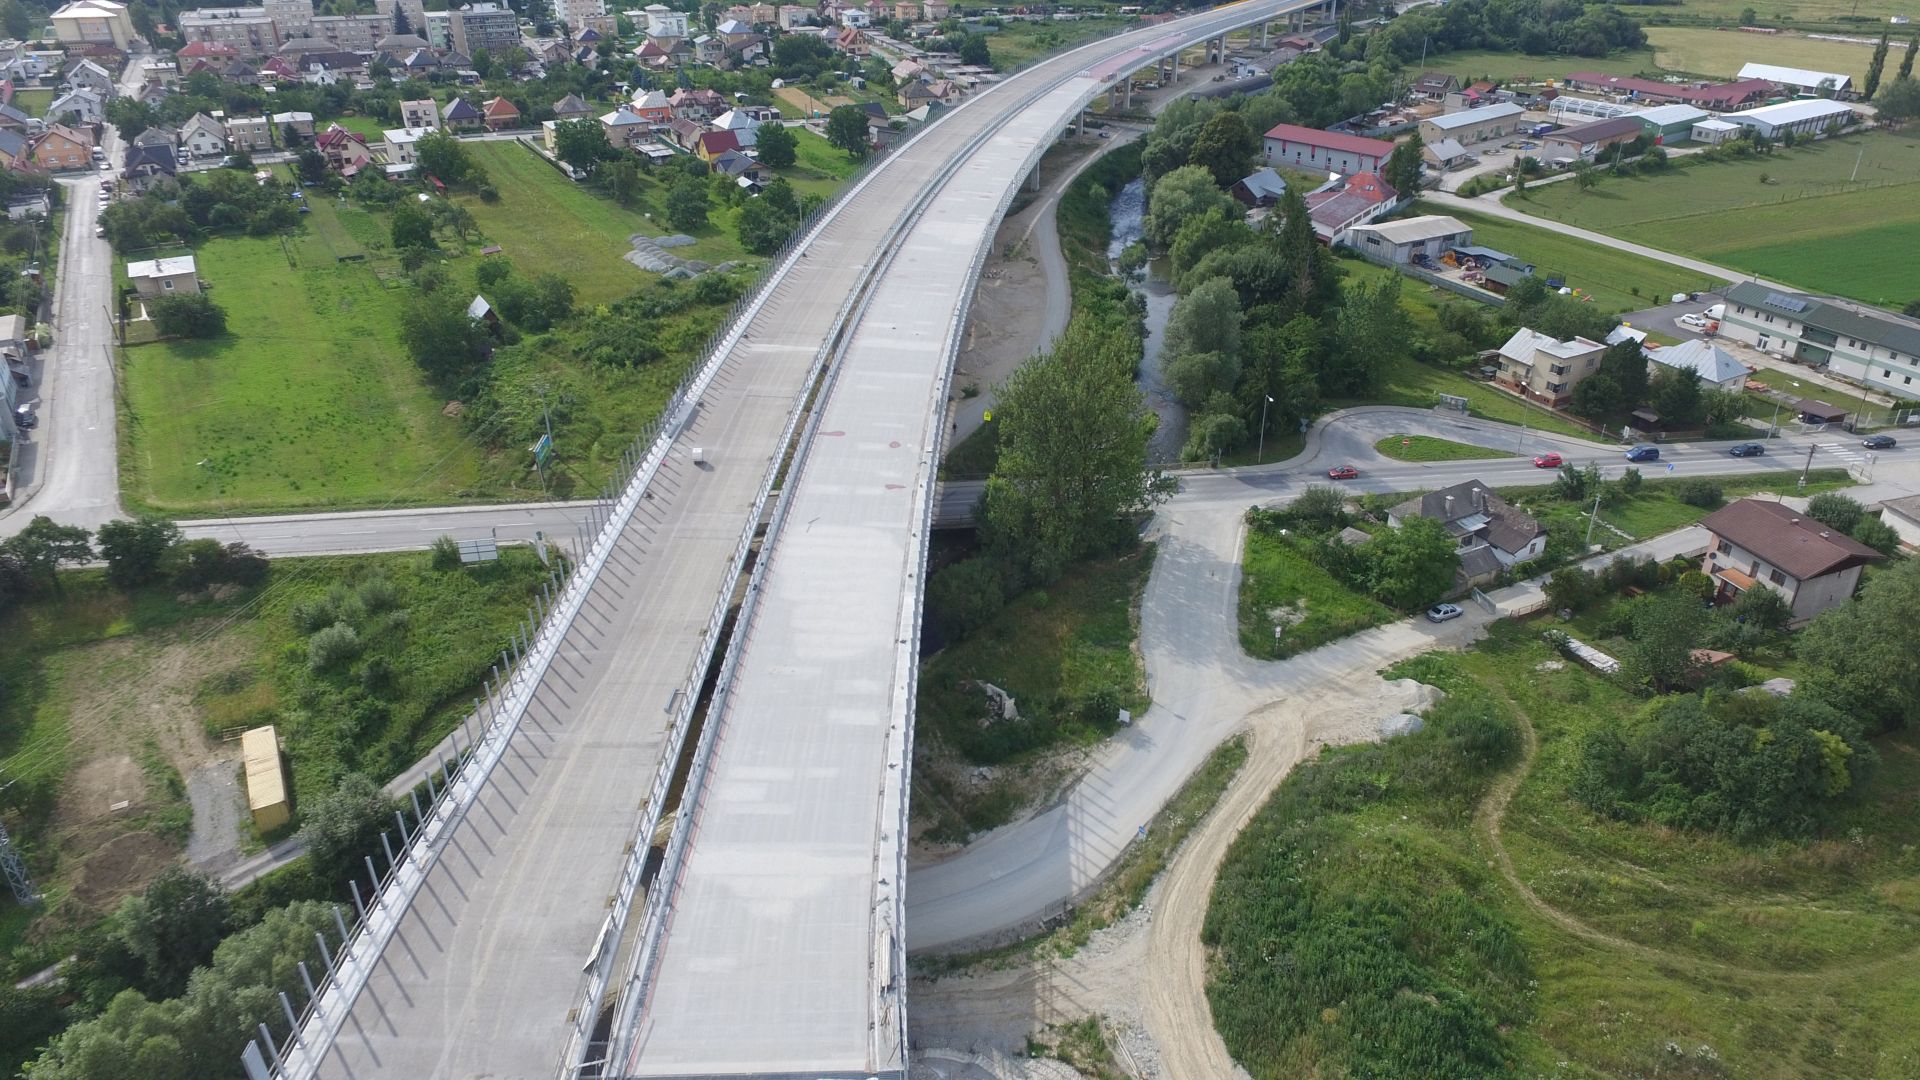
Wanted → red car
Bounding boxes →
[1327,465,1360,480]
[1532,452,1563,468]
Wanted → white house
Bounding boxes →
[179,112,228,157]
[1701,498,1882,621]
[125,255,201,297]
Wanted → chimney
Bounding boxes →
[1444,494,1454,517]
[1790,517,1801,524]
[1473,487,1485,511]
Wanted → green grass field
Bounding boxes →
[1420,201,1725,311]
[1503,131,1920,304]
[1238,526,1394,659]
[1499,468,1853,542]
[1651,0,1918,26]
[119,198,492,515]
[1427,45,1663,83]
[785,127,864,201]
[12,87,52,116]
[1374,434,1515,462]
[1646,25,1880,82]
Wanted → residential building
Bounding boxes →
[643,2,688,40]
[1643,339,1748,391]
[179,111,227,155]
[481,95,520,131]
[51,0,135,50]
[374,0,427,30]
[225,114,271,149]
[265,0,315,36]
[1722,98,1856,140]
[777,4,814,28]
[839,7,871,26]
[0,101,35,134]
[1563,71,1772,110]
[1719,282,1920,402]
[668,86,725,120]
[630,88,671,123]
[1261,122,1393,175]
[123,142,177,188]
[310,13,390,51]
[314,123,374,171]
[1540,115,1645,159]
[1737,61,1852,98]
[1417,101,1526,145]
[1303,171,1397,242]
[451,3,520,57]
[1701,499,1881,620]
[834,26,870,55]
[1875,494,1920,550]
[423,10,452,48]
[554,0,606,32]
[270,109,315,143]
[1345,214,1471,266]
[1388,479,1546,586]
[0,129,29,168]
[1493,326,1606,407]
[400,97,440,129]
[442,96,483,130]
[599,107,647,148]
[551,93,591,123]
[179,7,282,57]
[693,128,739,160]
[381,125,431,163]
[1410,71,1457,100]
[709,107,762,147]
[1229,167,1286,208]
[28,124,92,170]
[61,58,116,96]
[126,254,201,296]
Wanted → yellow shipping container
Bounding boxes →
[241,725,290,833]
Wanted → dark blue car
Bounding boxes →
[1625,445,1660,462]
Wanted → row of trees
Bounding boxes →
[0,516,266,603]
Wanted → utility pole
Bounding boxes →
[1258,394,1272,462]
[0,775,39,906]
[1583,484,1603,550]
[1801,441,1816,487]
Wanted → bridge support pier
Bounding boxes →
[1075,110,1085,136]
[1259,21,1269,49]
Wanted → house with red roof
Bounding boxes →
[1303,171,1399,243]
[1563,72,1773,110]
[1262,123,1395,175]
[693,129,740,161]
[314,122,374,171]
[482,96,521,131]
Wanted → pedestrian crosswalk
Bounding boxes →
[1817,442,1869,465]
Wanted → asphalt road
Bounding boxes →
[0,56,148,538]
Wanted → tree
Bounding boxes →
[1865,32,1892,101]
[1625,593,1707,692]
[1328,274,1409,397]
[736,195,798,254]
[0,516,92,592]
[553,118,611,171]
[826,104,871,159]
[1648,363,1704,426]
[1902,35,1919,81]
[149,293,227,338]
[390,202,435,249]
[471,46,494,78]
[1571,159,1597,192]
[665,173,709,231]
[1144,165,1237,250]
[1381,129,1423,197]
[926,556,1007,637]
[1738,6,1758,24]
[1359,515,1457,610]
[400,290,488,381]
[958,32,991,67]
[0,0,30,39]
[1806,492,1865,533]
[981,315,1170,582]
[296,146,328,184]
[96,517,182,589]
[115,867,231,999]
[1162,275,1242,369]
[1799,557,1920,731]
[299,772,397,891]
[602,157,642,206]
[415,130,477,186]
[755,121,797,168]
[1879,77,1920,126]
[171,539,269,591]
[1185,110,1257,189]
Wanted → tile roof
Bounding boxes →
[1701,499,1882,581]
[1262,122,1394,159]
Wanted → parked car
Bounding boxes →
[97,160,110,171]
[1426,603,1463,623]
[1625,444,1660,462]
[1728,443,1766,457]
[13,405,36,429]
[1863,434,1898,450]
[1327,464,1360,480]
[1531,452,1562,468]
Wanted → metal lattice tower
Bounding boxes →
[0,816,38,906]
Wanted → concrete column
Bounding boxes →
[1075,111,1084,136]
[1260,21,1269,49]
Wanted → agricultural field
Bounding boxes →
[1646,25,1882,81]
[1422,202,1725,311]
[1428,46,1663,83]
[1207,619,1920,1078]
[0,549,544,950]
[118,196,493,516]
[1504,131,1920,305]
[1646,0,1919,27]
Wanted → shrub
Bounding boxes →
[927,556,1008,638]
[307,621,362,673]
[1806,492,1865,533]
[1674,479,1723,507]
[1283,485,1347,531]
[430,534,461,571]
[148,292,227,338]
[1617,466,1643,495]
[170,538,268,591]
[289,598,338,634]
[356,574,401,615]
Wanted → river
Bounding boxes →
[1106,176,1187,463]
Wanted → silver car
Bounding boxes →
[1426,603,1463,623]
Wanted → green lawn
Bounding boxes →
[1500,468,1853,543]
[119,198,494,515]
[785,127,864,201]
[980,16,1134,71]
[1374,434,1515,462]
[1336,351,1603,442]
[1425,45,1663,83]
[1652,0,1916,25]
[1210,622,1920,1078]
[1419,201,1726,312]
[332,115,389,141]
[12,87,52,116]
[1238,525,1394,659]
[1646,25,1879,82]
[1500,131,1920,305]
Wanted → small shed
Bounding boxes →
[241,725,290,833]
[1796,398,1849,424]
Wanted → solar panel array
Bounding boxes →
[1764,291,1809,313]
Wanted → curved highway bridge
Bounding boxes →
[264,3,1330,1078]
